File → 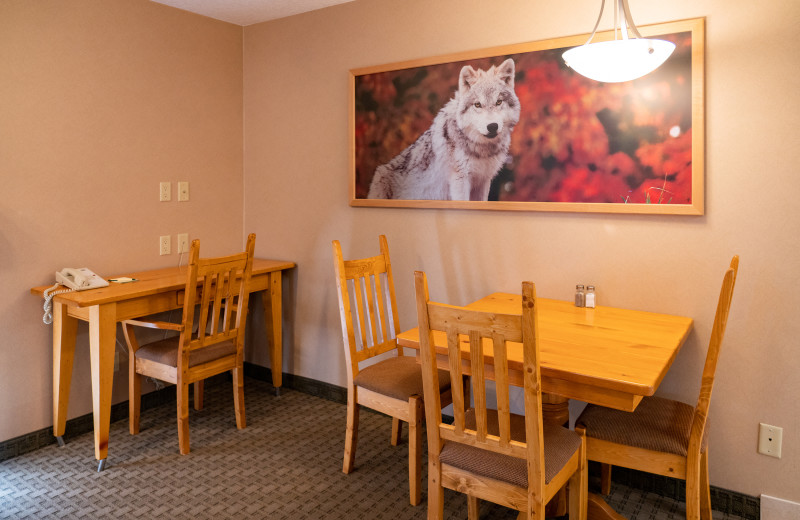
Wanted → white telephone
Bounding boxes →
[55,267,109,291]
[42,268,109,324]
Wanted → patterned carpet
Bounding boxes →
[0,377,748,519]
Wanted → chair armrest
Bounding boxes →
[122,319,184,332]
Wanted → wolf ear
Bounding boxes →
[497,58,515,88]
[459,65,478,91]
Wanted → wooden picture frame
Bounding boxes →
[349,18,704,215]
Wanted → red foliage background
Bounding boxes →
[354,32,693,204]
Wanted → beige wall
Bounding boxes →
[2,0,798,503]
[243,0,800,500]
[0,1,243,440]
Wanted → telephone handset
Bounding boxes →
[42,268,109,324]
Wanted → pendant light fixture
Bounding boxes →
[562,0,675,83]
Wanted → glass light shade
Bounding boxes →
[563,38,676,83]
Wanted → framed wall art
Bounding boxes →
[349,18,704,214]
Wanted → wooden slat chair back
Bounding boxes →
[122,233,256,455]
[576,255,739,520]
[415,271,586,520]
[335,236,401,370]
[332,235,452,506]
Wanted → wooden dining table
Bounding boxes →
[397,291,693,520]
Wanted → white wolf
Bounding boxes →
[367,58,520,201]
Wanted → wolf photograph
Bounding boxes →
[367,59,520,201]
[352,27,697,210]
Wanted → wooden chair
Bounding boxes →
[415,271,587,520]
[122,233,256,455]
[575,256,739,520]
[332,235,453,506]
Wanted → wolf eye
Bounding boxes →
[496,99,503,106]
[474,102,482,108]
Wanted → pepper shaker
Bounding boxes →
[575,284,585,307]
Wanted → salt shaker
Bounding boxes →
[585,285,596,308]
[575,284,585,307]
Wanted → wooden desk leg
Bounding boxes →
[53,302,78,447]
[542,393,570,517]
[88,303,117,471]
[261,271,283,395]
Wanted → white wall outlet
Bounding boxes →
[159,235,171,255]
[177,233,189,254]
[758,423,783,458]
[178,181,189,201]
[159,182,171,202]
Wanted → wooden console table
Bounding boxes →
[31,258,295,471]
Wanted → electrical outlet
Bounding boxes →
[159,235,171,255]
[178,181,189,202]
[159,182,171,202]
[758,423,783,458]
[177,233,189,254]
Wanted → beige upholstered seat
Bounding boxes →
[415,272,587,520]
[332,235,453,506]
[353,355,450,401]
[441,411,582,487]
[122,234,256,455]
[577,396,708,458]
[576,256,739,520]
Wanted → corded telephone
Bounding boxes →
[55,267,109,291]
[42,268,109,324]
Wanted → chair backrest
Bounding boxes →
[414,271,547,493]
[690,255,739,452]
[178,233,256,363]
[332,235,402,382]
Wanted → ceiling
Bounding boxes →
[150,0,356,26]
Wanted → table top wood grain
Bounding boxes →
[398,292,693,411]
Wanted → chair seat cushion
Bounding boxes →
[440,409,582,486]
[135,337,237,368]
[354,355,451,401]
[576,395,707,457]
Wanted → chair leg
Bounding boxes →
[177,381,190,455]
[685,452,702,520]
[129,366,141,435]
[467,496,480,520]
[699,449,712,520]
[343,386,359,474]
[600,463,612,495]
[232,367,246,429]
[569,429,588,520]
[408,396,423,506]
[428,454,444,520]
[194,380,204,411]
[391,417,402,446]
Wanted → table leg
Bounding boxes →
[53,302,78,447]
[261,272,283,395]
[88,303,117,470]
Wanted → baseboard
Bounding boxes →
[0,381,178,463]
[0,366,762,520]
[760,495,800,520]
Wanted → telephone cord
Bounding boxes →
[42,283,75,325]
